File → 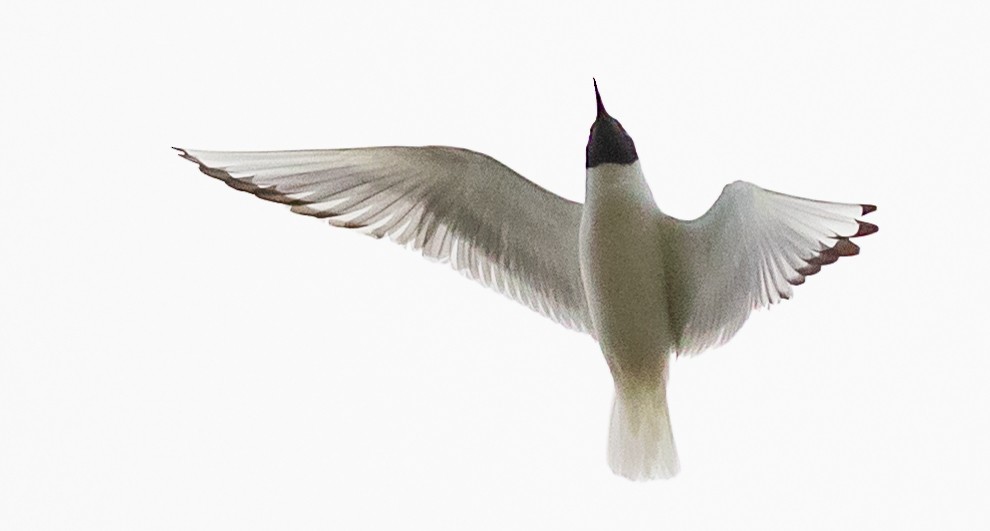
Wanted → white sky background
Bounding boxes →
[1,1,988,529]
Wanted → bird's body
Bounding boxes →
[176,81,877,480]
[581,161,679,478]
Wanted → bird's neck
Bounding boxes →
[584,161,656,210]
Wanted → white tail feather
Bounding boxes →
[608,385,680,480]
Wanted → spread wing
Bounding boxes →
[176,146,594,335]
[665,181,877,355]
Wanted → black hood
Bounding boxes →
[585,80,638,168]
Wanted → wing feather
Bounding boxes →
[665,181,877,355]
[177,146,594,336]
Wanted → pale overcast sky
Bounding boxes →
[2,1,988,529]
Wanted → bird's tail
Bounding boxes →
[608,381,680,480]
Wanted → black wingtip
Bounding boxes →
[855,220,879,237]
[173,148,201,166]
[862,204,878,215]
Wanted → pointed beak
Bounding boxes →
[594,78,607,119]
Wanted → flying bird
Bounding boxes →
[175,80,877,480]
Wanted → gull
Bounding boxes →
[175,80,877,481]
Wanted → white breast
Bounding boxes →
[579,162,672,384]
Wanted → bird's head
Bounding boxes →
[585,79,638,169]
